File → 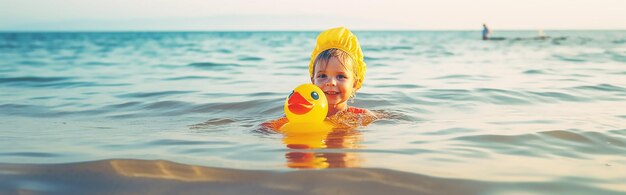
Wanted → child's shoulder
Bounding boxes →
[260,117,288,130]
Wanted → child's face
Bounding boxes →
[312,57,357,106]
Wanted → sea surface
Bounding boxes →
[1,30,625,194]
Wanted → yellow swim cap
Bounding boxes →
[309,27,366,90]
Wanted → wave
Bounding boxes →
[451,129,626,159]
[0,152,61,158]
[372,83,424,89]
[0,76,72,83]
[187,62,243,70]
[573,84,626,93]
[115,91,196,98]
[522,69,546,74]
[82,61,118,66]
[432,74,492,81]
[142,139,236,147]
[17,60,47,66]
[238,56,264,61]
[418,87,605,105]
[188,118,238,129]
[606,50,626,63]
[0,76,129,88]
[0,98,281,119]
[527,91,589,102]
[0,159,623,195]
[164,76,211,81]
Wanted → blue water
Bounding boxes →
[1,31,626,194]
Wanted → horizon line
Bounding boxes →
[2,28,626,33]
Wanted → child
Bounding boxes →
[264,27,377,130]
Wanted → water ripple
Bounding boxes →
[164,76,211,81]
[0,76,129,88]
[0,152,61,158]
[145,139,235,146]
[574,84,626,93]
[188,62,243,70]
[539,130,593,143]
[477,88,532,105]
[522,69,546,74]
[0,104,51,117]
[422,89,477,102]
[142,100,195,110]
[606,50,626,63]
[423,127,478,135]
[528,91,589,102]
[238,56,264,61]
[116,91,196,98]
[373,84,424,89]
[17,60,47,66]
[432,74,491,81]
[609,129,626,136]
[452,129,626,158]
[553,54,586,62]
[189,118,237,129]
[0,76,72,83]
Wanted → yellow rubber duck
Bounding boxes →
[279,84,333,134]
[278,84,333,169]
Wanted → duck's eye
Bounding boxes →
[311,91,319,100]
[288,90,294,98]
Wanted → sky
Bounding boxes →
[1,0,625,31]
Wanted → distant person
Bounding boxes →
[482,23,490,40]
[537,29,549,39]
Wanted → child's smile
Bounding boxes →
[324,90,340,95]
[323,90,342,102]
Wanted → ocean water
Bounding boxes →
[1,31,625,194]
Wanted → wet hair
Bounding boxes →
[311,48,357,84]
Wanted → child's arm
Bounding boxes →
[260,117,288,130]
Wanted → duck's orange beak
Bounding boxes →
[288,92,313,115]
